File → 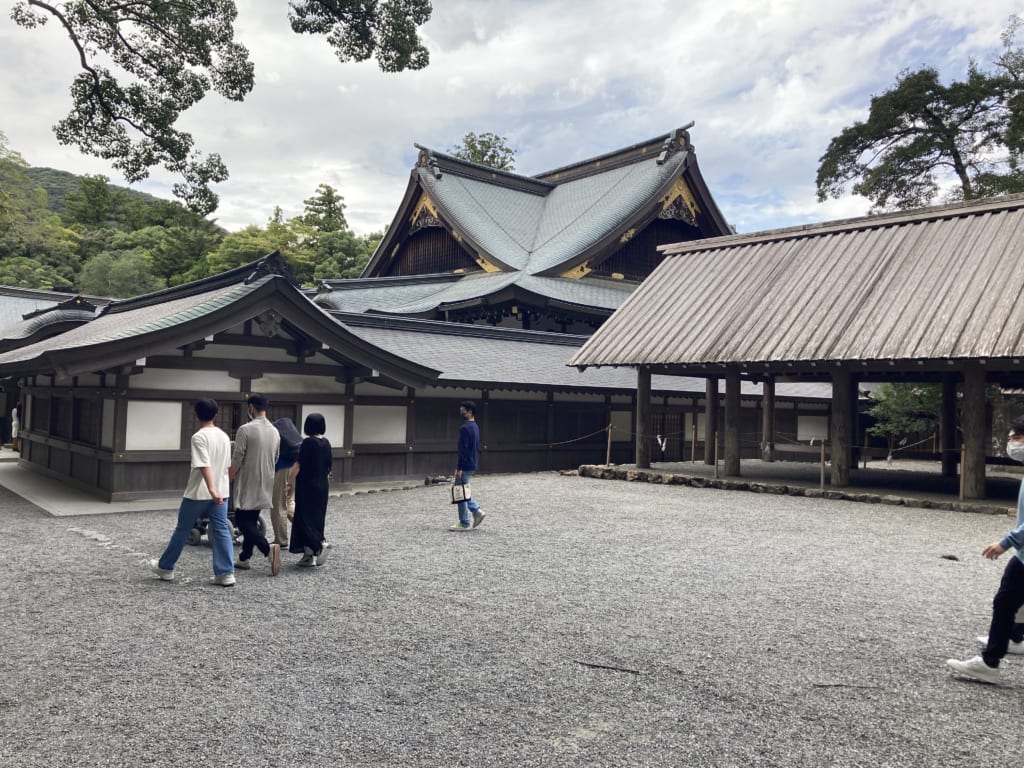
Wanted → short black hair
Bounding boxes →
[194,398,219,422]
[459,400,477,415]
[304,412,326,436]
[247,393,268,412]
[1011,416,1024,436]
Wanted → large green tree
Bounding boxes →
[10,0,432,215]
[448,132,517,171]
[816,66,1013,210]
[817,21,1024,211]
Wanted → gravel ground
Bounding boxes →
[0,472,1018,767]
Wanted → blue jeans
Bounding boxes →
[158,497,234,576]
[456,470,481,527]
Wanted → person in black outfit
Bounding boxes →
[287,412,333,567]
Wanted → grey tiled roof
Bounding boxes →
[316,272,635,315]
[418,151,688,276]
[0,286,108,334]
[0,281,263,366]
[339,315,829,400]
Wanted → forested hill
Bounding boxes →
[23,167,162,217]
[0,146,380,298]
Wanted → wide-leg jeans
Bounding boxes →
[455,470,481,527]
[158,497,234,576]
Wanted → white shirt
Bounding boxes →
[183,426,231,501]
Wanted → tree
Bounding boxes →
[79,250,165,297]
[301,184,348,232]
[448,132,517,171]
[11,0,433,215]
[865,383,942,454]
[816,66,1014,211]
[64,174,124,228]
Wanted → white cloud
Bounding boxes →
[0,0,1020,236]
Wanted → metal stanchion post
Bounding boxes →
[714,432,720,479]
[691,423,697,463]
[820,441,826,490]
[605,423,612,466]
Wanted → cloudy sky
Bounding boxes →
[1,1,1020,236]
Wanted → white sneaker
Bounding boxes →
[209,573,236,587]
[946,655,1001,684]
[234,558,252,570]
[315,542,331,566]
[297,553,316,567]
[149,559,174,581]
[977,635,1024,655]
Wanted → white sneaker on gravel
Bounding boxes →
[209,573,236,587]
[149,559,174,581]
[297,554,315,567]
[977,636,1024,654]
[946,655,1001,684]
[315,542,331,566]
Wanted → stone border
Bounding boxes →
[577,464,1014,516]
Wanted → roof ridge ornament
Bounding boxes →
[657,121,695,165]
[417,148,443,179]
[245,250,297,286]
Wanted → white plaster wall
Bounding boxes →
[125,401,182,450]
[195,345,294,362]
[259,374,345,394]
[797,414,829,441]
[353,405,407,444]
[355,381,408,396]
[610,410,633,442]
[131,368,236,391]
[299,404,346,447]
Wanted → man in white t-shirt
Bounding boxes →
[149,398,236,587]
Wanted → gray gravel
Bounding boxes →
[0,472,1018,767]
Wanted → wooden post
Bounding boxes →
[959,444,965,501]
[714,432,720,478]
[830,367,852,487]
[820,441,826,490]
[940,374,958,478]
[636,367,651,469]
[761,375,775,462]
[724,367,741,476]
[961,365,986,499]
[704,377,718,465]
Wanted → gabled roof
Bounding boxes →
[569,194,1024,380]
[0,253,440,387]
[364,125,731,281]
[0,286,110,335]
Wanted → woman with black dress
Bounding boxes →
[286,413,332,566]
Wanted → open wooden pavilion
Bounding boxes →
[569,194,1024,500]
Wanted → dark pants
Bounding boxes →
[235,508,269,561]
[983,556,1024,666]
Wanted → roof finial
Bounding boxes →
[657,121,695,165]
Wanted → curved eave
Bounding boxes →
[362,172,422,277]
[0,278,441,387]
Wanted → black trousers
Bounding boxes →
[983,555,1024,666]
[235,508,270,561]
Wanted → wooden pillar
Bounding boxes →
[940,374,958,478]
[830,367,852,487]
[704,377,718,465]
[962,365,986,499]
[724,367,741,476]
[636,367,651,469]
[761,375,775,462]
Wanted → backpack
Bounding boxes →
[274,417,303,463]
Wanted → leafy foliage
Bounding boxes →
[865,383,942,450]
[448,132,517,171]
[12,0,432,214]
[816,67,1012,210]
